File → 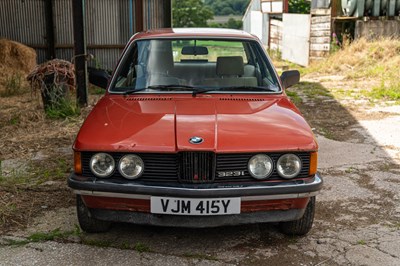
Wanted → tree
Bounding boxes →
[289,0,311,14]
[204,0,250,16]
[173,0,214,27]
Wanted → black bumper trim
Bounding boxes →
[68,173,323,198]
[90,208,306,227]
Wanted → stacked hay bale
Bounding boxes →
[0,39,37,93]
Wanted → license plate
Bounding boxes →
[150,196,241,216]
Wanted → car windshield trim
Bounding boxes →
[192,86,277,96]
[122,85,197,95]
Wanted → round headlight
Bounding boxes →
[118,154,144,179]
[90,153,115,178]
[248,154,273,180]
[277,154,302,179]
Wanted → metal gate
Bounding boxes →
[281,13,311,67]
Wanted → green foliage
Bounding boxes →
[45,98,80,119]
[286,90,302,105]
[173,0,214,27]
[368,80,400,101]
[0,73,27,97]
[208,18,243,29]
[6,228,80,246]
[133,242,151,253]
[205,0,250,15]
[289,0,311,14]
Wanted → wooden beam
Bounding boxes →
[135,0,143,32]
[72,0,88,107]
[44,0,55,60]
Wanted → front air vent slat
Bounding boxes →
[126,97,173,101]
[219,98,266,101]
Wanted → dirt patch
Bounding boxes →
[0,186,74,234]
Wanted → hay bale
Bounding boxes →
[0,39,37,91]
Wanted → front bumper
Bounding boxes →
[69,173,322,227]
[68,173,323,199]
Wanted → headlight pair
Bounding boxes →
[90,153,144,179]
[248,153,302,180]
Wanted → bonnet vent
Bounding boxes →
[126,97,173,101]
[219,98,266,102]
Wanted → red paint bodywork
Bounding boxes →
[74,94,317,153]
[82,195,309,213]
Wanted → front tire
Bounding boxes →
[76,195,111,233]
[280,196,315,236]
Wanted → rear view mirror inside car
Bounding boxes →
[181,46,208,55]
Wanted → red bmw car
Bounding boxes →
[68,28,322,235]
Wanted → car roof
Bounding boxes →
[131,28,257,40]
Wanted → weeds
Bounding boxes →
[4,228,81,247]
[133,242,151,253]
[286,90,302,104]
[357,240,366,245]
[45,98,80,119]
[0,73,27,97]
[368,80,400,101]
[82,238,113,248]
[295,82,333,99]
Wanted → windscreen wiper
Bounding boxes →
[192,86,277,96]
[122,84,196,95]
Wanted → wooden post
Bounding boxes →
[164,0,172,27]
[135,0,143,32]
[44,0,55,59]
[72,0,88,106]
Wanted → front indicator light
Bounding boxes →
[309,152,318,175]
[118,154,144,179]
[277,154,302,179]
[74,151,82,175]
[90,153,115,178]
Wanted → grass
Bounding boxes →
[0,73,27,97]
[368,80,400,101]
[5,227,81,246]
[133,242,152,253]
[0,156,71,189]
[81,239,113,248]
[45,98,81,119]
[286,90,302,105]
[357,240,366,245]
[295,82,333,99]
[302,38,400,102]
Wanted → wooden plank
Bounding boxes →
[311,22,330,30]
[270,19,282,27]
[311,8,331,15]
[311,16,331,23]
[310,37,331,44]
[310,43,330,51]
[310,50,330,57]
[310,30,331,37]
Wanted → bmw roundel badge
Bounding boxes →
[189,136,204,144]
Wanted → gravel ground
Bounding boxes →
[0,77,399,265]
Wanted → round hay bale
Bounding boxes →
[0,39,37,73]
[0,39,37,92]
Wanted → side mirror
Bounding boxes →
[88,67,111,89]
[280,70,300,89]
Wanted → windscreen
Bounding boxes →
[110,39,280,93]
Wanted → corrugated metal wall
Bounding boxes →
[0,0,171,70]
[242,0,270,45]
